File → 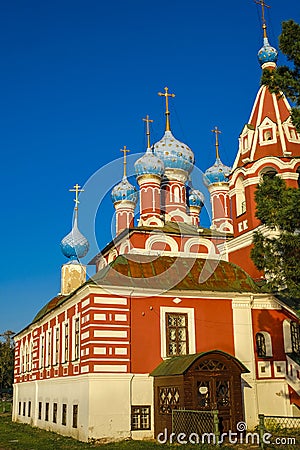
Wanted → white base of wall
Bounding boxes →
[13,373,153,442]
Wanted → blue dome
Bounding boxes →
[189,189,205,208]
[134,148,164,178]
[61,216,89,260]
[111,176,138,204]
[258,37,278,66]
[153,131,194,174]
[203,158,231,186]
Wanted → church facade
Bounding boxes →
[12,15,300,443]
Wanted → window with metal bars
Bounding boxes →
[291,322,300,355]
[256,332,266,357]
[131,406,151,430]
[72,404,78,428]
[166,313,189,357]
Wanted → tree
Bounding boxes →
[261,20,300,132]
[251,176,300,302]
[0,331,15,395]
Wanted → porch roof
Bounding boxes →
[150,350,249,377]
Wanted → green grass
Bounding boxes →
[0,414,299,450]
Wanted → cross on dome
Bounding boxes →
[143,115,153,149]
[69,183,84,216]
[158,87,175,132]
[211,126,221,160]
[120,145,130,179]
[255,0,270,39]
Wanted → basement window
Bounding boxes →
[131,406,151,430]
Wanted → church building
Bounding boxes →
[12,8,300,443]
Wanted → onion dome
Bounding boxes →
[111,175,138,204]
[189,189,205,207]
[134,147,164,178]
[61,216,89,260]
[153,130,194,174]
[258,37,278,66]
[203,157,231,186]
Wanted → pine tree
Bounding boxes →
[251,176,300,303]
[261,20,300,132]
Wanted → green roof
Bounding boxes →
[150,351,249,377]
[29,254,258,328]
[92,254,259,293]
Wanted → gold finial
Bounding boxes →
[211,126,221,160]
[120,145,130,178]
[255,0,270,39]
[142,115,154,149]
[69,184,84,217]
[158,87,175,132]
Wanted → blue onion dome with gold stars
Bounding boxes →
[189,189,205,208]
[258,37,278,66]
[111,175,138,204]
[153,130,194,174]
[60,184,89,260]
[203,157,231,186]
[134,147,164,178]
[61,216,90,260]
[154,87,194,175]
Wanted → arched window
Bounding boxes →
[283,320,292,353]
[260,167,278,180]
[235,177,246,216]
[256,332,272,357]
[173,186,180,203]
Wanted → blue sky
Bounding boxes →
[0,0,299,334]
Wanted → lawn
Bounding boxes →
[0,413,299,450]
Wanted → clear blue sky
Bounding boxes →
[0,0,299,334]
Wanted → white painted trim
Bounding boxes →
[160,306,195,359]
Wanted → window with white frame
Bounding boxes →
[291,321,300,355]
[53,326,60,365]
[63,322,69,363]
[235,177,246,216]
[40,335,45,369]
[160,306,195,359]
[73,317,80,361]
[46,330,51,367]
[255,331,272,357]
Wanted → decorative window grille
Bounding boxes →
[256,333,267,357]
[74,318,80,360]
[197,381,211,408]
[62,403,67,426]
[159,387,180,414]
[195,360,227,371]
[38,402,42,420]
[166,313,189,356]
[216,380,230,407]
[53,403,57,423]
[131,406,151,430]
[72,405,78,428]
[291,322,300,355]
[45,402,49,421]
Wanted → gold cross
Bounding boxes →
[158,87,175,132]
[120,145,130,178]
[211,126,221,159]
[143,115,154,149]
[69,183,84,211]
[255,0,270,38]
